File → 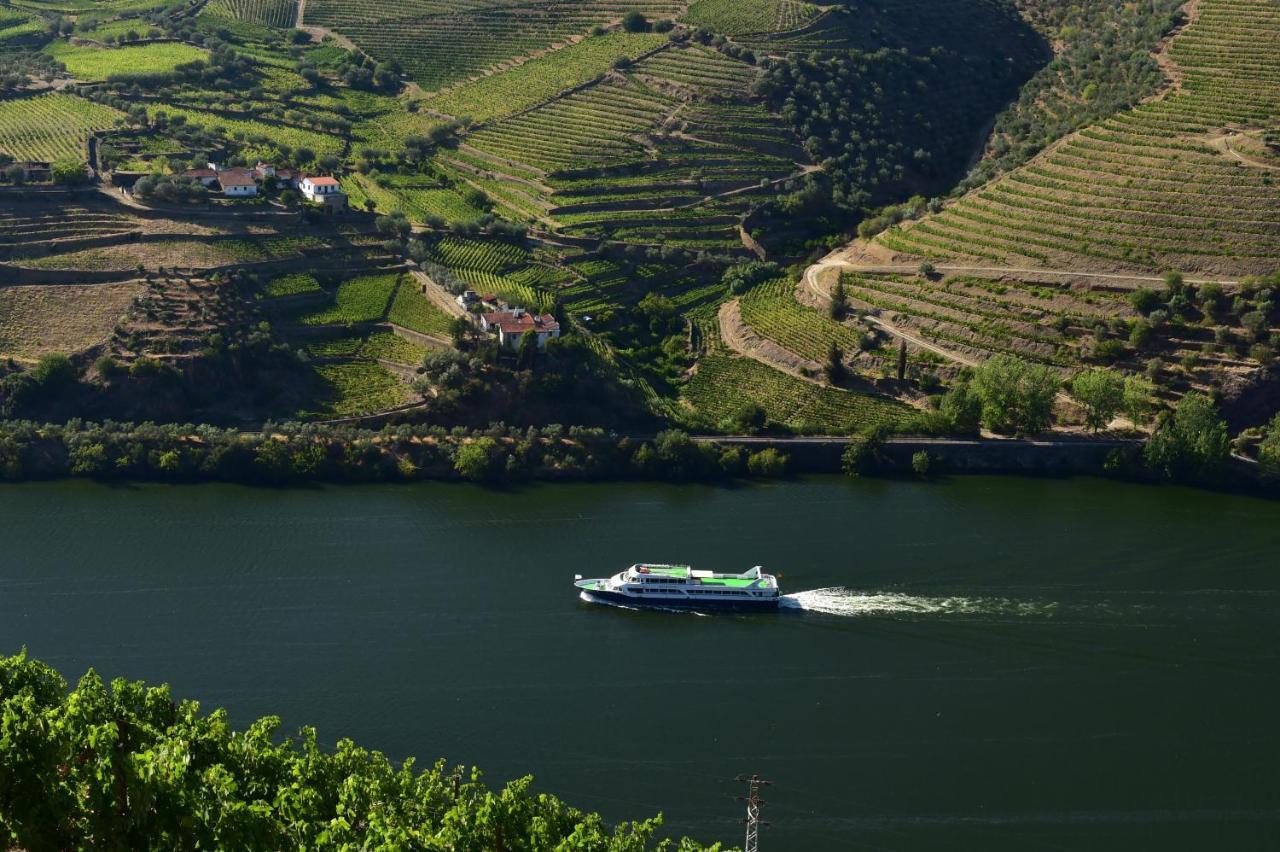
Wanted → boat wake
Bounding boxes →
[779,587,1056,618]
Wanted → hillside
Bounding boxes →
[5,0,1274,449]
[0,0,1050,431]
[783,0,1280,429]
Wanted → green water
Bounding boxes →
[1,476,1278,850]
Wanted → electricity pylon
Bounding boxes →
[735,774,771,852]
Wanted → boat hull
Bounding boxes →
[579,586,778,613]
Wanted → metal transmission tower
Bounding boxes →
[735,774,771,852]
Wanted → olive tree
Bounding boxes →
[970,355,1058,435]
[1070,368,1124,431]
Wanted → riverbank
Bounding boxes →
[0,419,1268,494]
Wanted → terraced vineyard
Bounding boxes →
[305,361,414,418]
[429,31,668,124]
[44,40,211,80]
[302,0,684,92]
[877,0,1280,277]
[680,312,908,432]
[0,94,122,162]
[739,277,866,363]
[0,204,140,253]
[837,272,1122,368]
[416,235,559,310]
[387,282,456,337]
[466,78,675,172]
[203,0,297,27]
[290,272,404,326]
[682,0,820,38]
[141,103,345,160]
[341,174,486,223]
[631,43,758,95]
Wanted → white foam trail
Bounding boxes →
[779,587,1054,618]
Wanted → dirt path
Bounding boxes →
[408,267,468,319]
[802,254,1241,298]
[718,298,827,384]
[861,315,978,368]
[1208,132,1280,172]
[1152,0,1201,94]
[295,0,359,51]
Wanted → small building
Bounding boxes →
[274,167,299,188]
[300,175,346,210]
[456,290,478,307]
[479,308,561,350]
[253,161,275,179]
[181,167,219,187]
[217,169,257,197]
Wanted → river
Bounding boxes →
[1,476,1278,849]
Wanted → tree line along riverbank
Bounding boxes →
[0,406,1276,494]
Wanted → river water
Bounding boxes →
[1,476,1278,849]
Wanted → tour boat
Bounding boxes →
[574,563,781,612]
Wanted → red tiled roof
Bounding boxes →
[489,311,559,335]
[218,172,256,187]
[305,176,340,187]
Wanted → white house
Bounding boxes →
[180,167,219,187]
[300,175,345,208]
[217,169,257,197]
[479,308,561,350]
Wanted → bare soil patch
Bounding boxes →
[0,282,142,361]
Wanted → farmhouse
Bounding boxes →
[180,167,218,187]
[217,169,257,197]
[479,308,560,350]
[300,175,346,210]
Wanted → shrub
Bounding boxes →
[842,427,886,477]
[1122,375,1157,426]
[911,450,931,476]
[1144,392,1229,482]
[747,447,788,477]
[621,10,649,31]
[453,436,498,481]
[1129,287,1161,314]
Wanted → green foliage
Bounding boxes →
[621,10,649,32]
[746,447,788,477]
[970,355,1058,435]
[1259,412,1280,483]
[295,273,402,326]
[938,382,982,437]
[841,426,887,477]
[721,261,780,296]
[454,436,498,481]
[44,39,210,80]
[1143,391,1230,482]
[50,157,87,185]
[1122,374,1157,426]
[0,651,727,851]
[911,449,932,476]
[1070,368,1124,431]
